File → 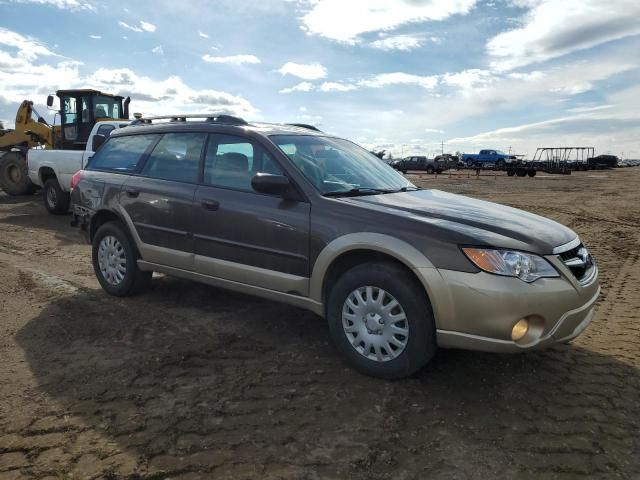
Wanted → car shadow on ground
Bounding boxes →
[14,276,640,479]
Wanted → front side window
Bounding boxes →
[270,135,413,195]
[88,134,158,172]
[204,134,282,191]
[140,133,206,183]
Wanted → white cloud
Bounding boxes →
[442,69,491,90]
[151,45,164,55]
[88,35,101,40]
[488,0,640,71]
[277,62,327,80]
[118,20,156,33]
[202,54,261,65]
[567,104,613,113]
[0,28,257,128]
[0,27,58,60]
[198,31,209,39]
[425,128,445,134]
[139,21,156,33]
[319,81,356,92]
[300,0,476,43]
[369,34,425,51]
[9,0,95,11]
[280,82,314,93]
[358,72,439,89]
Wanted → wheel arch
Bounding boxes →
[39,166,57,185]
[89,208,127,242]
[310,233,437,316]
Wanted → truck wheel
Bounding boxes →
[43,178,70,214]
[496,159,506,169]
[527,169,536,177]
[0,152,35,196]
[507,169,516,177]
[92,221,152,297]
[327,262,437,379]
[426,166,434,174]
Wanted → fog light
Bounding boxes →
[511,319,529,341]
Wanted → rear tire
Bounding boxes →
[0,152,35,196]
[327,262,437,379]
[507,169,516,177]
[92,221,152,296]
[43,178,70,214]
[527,169,536,177]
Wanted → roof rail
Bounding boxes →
[130,114,248,126]
[287,123,322,132]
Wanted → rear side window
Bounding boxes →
[140,133,206,183]
[89,134,157,172]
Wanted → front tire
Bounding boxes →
[43,178,70,214]
[327,262,436,379]
[92,221,152,296]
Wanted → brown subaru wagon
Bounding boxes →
[71,115,599,378]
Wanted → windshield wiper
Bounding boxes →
[323,186,419,197]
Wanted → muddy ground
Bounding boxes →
[0,168,638,479]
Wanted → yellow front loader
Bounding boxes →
[0,90,130,195]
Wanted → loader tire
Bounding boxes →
[0,152,35,196]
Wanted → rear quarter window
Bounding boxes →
[88,134,158,173]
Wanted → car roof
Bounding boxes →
[110,120,327,139]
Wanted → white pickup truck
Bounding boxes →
[28,121,129,214]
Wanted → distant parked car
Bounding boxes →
[391,155,451,174]
[587,155,618,170]
[462,150,517,168]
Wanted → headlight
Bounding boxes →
[462,248,559,282]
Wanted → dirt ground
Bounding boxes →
[0,168,638,480]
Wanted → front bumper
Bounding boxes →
[416,260,600,353]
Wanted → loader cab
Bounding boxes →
[51,89,129,150]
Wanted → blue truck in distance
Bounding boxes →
[462,149,517,168]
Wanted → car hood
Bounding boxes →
[340,189,576,254]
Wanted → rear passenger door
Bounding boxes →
[192,134,310,295]
[119,132,206,271]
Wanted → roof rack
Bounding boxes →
[130,114,248,126]
[287,123,322,132]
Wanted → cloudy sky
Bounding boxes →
[1,0,639,158]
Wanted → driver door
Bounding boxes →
[192,134,311,295]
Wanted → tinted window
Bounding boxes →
[89,134,157,172]
[141,133,206,183]
[204,134,282,191]
[96,124,115,137]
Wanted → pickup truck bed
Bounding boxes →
[27,121,128,214]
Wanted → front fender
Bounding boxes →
[309,232,436,304]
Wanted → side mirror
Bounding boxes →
[251,173,290,196]
[92,134,107,152]
[46,95,54,108]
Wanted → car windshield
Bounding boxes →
[270,135,414,195]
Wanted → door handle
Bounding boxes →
[125,188,139,198]
[201,199,219,211]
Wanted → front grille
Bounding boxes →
[556,242,594,282]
